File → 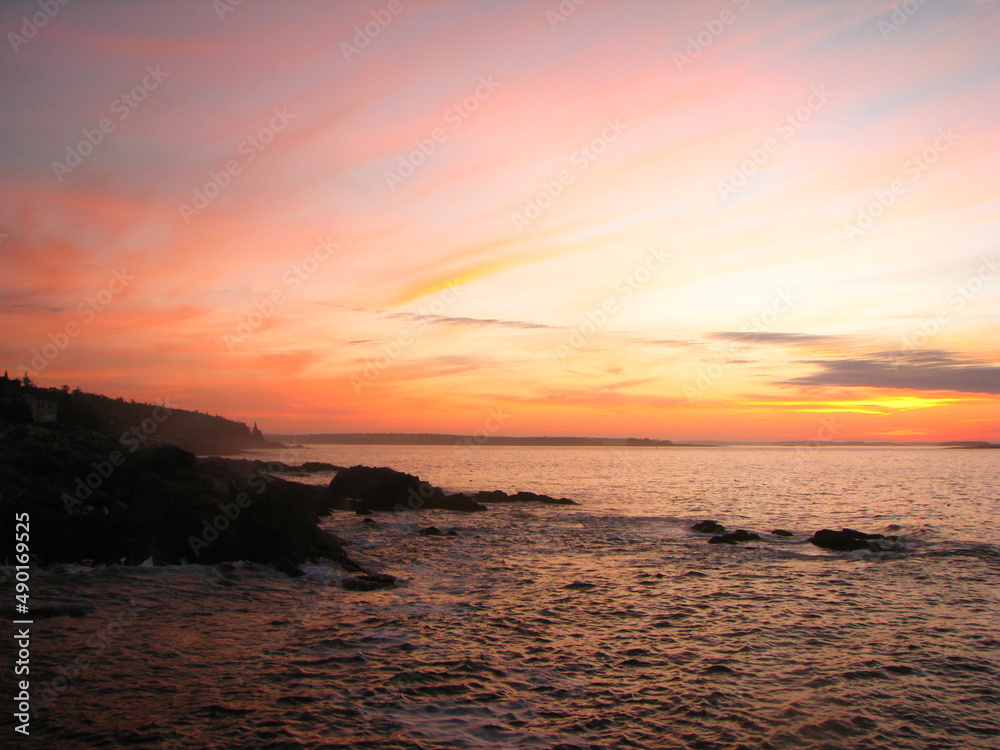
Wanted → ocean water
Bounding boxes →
[4,446,999,749]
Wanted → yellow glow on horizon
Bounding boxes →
[744,396,959,415]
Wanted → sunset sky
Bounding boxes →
[1,0,998,441]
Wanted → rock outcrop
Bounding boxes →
[708,529,761,544]
[692,520,725,534]
[327,466,582,512]
[328,465,486,512]
[0,421,362,575]
[199,457,344,474]
[808,528,897,552]
[473,490,578,505]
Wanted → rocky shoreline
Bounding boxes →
[0,420,910,599]
[0,421,580,586]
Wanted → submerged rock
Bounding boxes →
[474,490,578,505]
[771,529,795,537]
[341,573,397,591]
[692,520,725,534]
[709,529,760,544]
[809,528,897,552]
[419,526,446,536]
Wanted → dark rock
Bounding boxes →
[564,581,597,590]
[0,420,364,576]
[446,529,458,536]
[771,529,795,537]
[199,458,342,476]
[297,461,343,472]
[342,573,396,591]
[692,520,725,534]
[131,444,196,472]
[434,493,489,512]
[809,528,894,552]
[473,489,578,505]
[361,517,376,524]
[472,489,508,503]
[355,506,374,516]
[328,465,486,512]
[419,526,446,536]
[273,560,305,577]
[709,529,760,544]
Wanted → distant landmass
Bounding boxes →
[266,433,696,447]
[267,434,997,448]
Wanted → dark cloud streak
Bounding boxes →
[711,332,842,345]
[383,312,557,330]
[782,351,1000,395]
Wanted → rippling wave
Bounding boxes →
[3,446,998,749]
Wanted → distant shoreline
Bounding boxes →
[265,434,1000,449]
[265,433,697,447]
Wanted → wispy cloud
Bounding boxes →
[383,312,558,331]
[711,332,843,346]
